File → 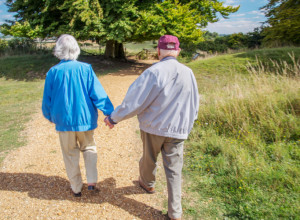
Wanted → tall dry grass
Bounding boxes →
[184,53,300,219]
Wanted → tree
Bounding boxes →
[203,31,219,40]
[261,0,300,45]
[1,0,239,58]
[0,21,42,39]
[246,27,264,48]
[227,32,248,49]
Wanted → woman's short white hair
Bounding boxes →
[54,34,80,60]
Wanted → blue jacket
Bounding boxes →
[42,60,114,131]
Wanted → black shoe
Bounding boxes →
[88,185,100,193]
[88,185,95,190]
[73,192,81,197]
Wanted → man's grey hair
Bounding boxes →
[159,49,179,58]
[54,34,80,60]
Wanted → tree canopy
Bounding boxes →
[261,0,300,45]
[1,0,239,58]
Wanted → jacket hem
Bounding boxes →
[55,124,98,132]
[140,125,188,140]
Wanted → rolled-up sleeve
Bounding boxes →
[110,70,160,123]
[88,66,114,116]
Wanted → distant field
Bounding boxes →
[70,41,157,56]
[124,41,157,55]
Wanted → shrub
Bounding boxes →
[0,37,51,56]
[8,38,36,52]
[0,39,8,52]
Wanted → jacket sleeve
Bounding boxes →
[42,69,53,122]
[110,70,160,123]
[88,66,114,116]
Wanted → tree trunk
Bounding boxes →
[114,42,126,59]
[104,40,115,58]
[104,40,126,59]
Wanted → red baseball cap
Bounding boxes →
[158,35,180,50]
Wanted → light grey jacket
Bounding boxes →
[110,56,199,139]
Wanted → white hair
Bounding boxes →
[54,34,80,60]
[159,49,180,58]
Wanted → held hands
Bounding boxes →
[104,116,114,129]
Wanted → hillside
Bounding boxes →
[183,47,300,219]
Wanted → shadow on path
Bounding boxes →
[0,172,165,220]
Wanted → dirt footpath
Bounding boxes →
[0,61,167,219]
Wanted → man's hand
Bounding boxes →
[104,116,114,129]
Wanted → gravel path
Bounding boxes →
[0,63,167,219]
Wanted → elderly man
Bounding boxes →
[105,35,199,220]
[42,34,114,197]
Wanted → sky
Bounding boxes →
[0,0,14,26]
[206,0,268,34]
[0,0,268,35]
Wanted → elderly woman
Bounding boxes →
[42,34,114,197]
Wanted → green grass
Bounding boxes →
[81,47,105,56]
[0,54,57,163]
[183,47,300,219]
[0,78,44,163]
[79,41,157,56]
[0,54,58,80]
[124,41,157,55]
[185,47,300,77]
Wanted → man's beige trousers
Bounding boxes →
[59,130,98,194]
[139,130,184,219]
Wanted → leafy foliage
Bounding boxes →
[0,0,239,58]
[3,0,67,38]
[0,39,8,52]
[261,0,300,45]
[195,29,264,54]
[134,0,239,45]
[0,21,42,39]
[59,0,103,40]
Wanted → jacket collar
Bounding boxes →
[59,59,74,64]
[160,56,177,62]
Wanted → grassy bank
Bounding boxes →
[0,79,44,163]
[0,54,57,80]
[0,54,57,162]
[183,47,300,219]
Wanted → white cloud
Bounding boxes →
[0,0,5,6]
[224,0,235,4]
[206,18,264,34]
[232,13,246,17]
[249,0,267,2]
[248,10,264,16]
[223,0,239,7]
[0,14,14,21]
